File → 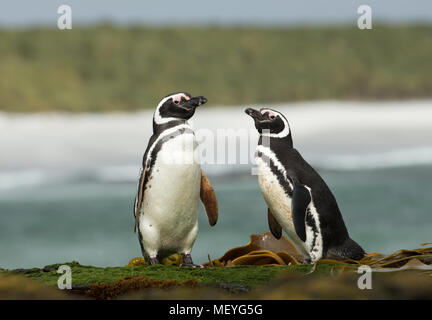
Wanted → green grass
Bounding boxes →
[2,263,336,288]
[1,25,431,112]
[2,263,432,299]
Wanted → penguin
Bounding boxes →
[134,92,218,267]
[245,107,364,263]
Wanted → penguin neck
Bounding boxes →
[153,119,189,135]
[258,134,293,150]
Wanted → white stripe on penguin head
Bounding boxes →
[260,109,290,138]
[154,93,190,125]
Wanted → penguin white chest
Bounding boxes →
[140,132,201,256]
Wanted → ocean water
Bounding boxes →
[0,101,431,269]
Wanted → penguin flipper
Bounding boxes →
[200,170,218,226]
[267,208,282,239]
[134,167,147,233]
[291,181,311,242]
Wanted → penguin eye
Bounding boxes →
[269,115,276,120]
[173,100,180,105]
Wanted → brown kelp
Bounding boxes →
[204,232,303,267]
[204,232,432,271]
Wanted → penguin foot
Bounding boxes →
[149,256,161,265]
[306,263,317,275]
[302,258,312,265]
[180,253,204,268]
[180,263,205,268]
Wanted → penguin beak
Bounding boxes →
[245,108,265,121]
[183,96,207,109]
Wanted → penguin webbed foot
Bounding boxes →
[302,258,312,265]
[180,263,205,268]
[149,256,161,265]
[180,253,205,268]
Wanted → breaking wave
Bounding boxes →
[0,170,46,190]
[1,146,432,191]
[306,147,432,171]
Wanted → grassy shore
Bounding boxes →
[0,25,431,112]
[2,262,432,299]
[1,262,324,288]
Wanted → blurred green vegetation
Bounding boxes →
[0,25,431,112]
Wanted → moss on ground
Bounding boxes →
[3,263,336,289]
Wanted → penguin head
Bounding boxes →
[154,92,207,125]
[245,108,291,139]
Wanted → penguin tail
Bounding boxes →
[326,238,365,261]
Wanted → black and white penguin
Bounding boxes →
[245,107,364,263]
[134,92,218,267]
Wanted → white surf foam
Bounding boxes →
[306,146,432,171]
[0,170,46,190]
[0,100,431,184]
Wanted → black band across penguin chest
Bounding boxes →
[256,150,293,197]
